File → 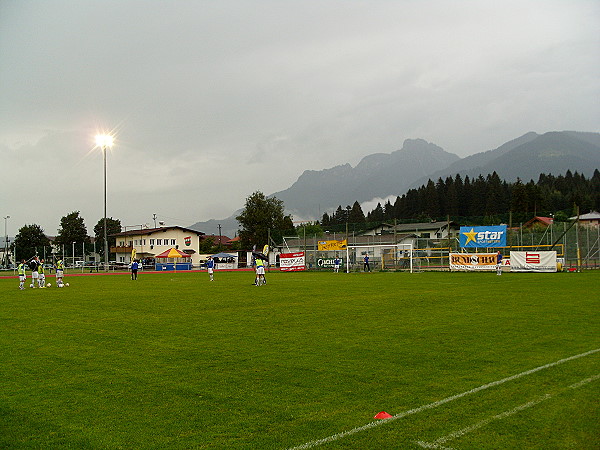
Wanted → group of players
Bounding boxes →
[204,246,268,286]
[18,246,271,289]
[17,256,67,290]
[204,253,267,286]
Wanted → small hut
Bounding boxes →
[155,248,192,271]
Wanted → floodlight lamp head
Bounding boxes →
[95,134,114,148]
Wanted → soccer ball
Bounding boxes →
[65,283,70,287]
[58,283,63,288]
[47,283,51,287]
[30,284,33,288]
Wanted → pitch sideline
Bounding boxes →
[287,348,600,449]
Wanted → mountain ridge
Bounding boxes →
[273,138,460,219]
[408,131,600,190]
[189,130,600,236]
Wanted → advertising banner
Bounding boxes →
[510,251,557,272]
[459,225,507,248]
[317,258,343,269]
[317,239,347,251]
[450,253,498,271]
[280,252,306,272]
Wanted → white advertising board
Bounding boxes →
[279,252,305,272]
[510,251,557,272]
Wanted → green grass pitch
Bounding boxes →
[1,270,598,449]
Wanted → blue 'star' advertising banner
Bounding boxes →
[459,225,507,248]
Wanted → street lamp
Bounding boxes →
[96,134,113,271]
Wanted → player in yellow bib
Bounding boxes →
[55,258,65,287]
[38,259,46,287]
[255,258,266,286]
[17,260,27,290]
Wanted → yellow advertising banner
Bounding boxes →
[318,239,347,251]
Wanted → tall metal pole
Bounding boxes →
[3,216,10,265]
[576,205,581,271]
[218,224,222,251]
[103,145,109,272]
[3,215,9,267]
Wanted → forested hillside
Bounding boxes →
[322,170,600,229]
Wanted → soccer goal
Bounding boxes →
[345,243,415,273]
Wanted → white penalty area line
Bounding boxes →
[415,373,600,449]
[287,348,600,450]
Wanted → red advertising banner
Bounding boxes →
[280,252,305,272]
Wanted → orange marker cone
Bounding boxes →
[374,411,393,419]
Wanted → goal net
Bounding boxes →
[345,243,415,273]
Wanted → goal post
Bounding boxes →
[345,243,415,273]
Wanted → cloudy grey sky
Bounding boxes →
[1,0,598,237]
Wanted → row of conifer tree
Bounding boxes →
[321,170,600,228]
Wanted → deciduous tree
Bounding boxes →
[13,224,51,260]
[55,211,90,248]
[93,217,122,258]
[236,191,293,248]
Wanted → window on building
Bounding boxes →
[150,239,155,245]
[157,239,162,245]
[171,239,176,245]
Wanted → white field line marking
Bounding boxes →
[415,373,600,449]
[287,348,600,450]
[415,394,552,449]
[414,443,454,450]
[568,373,600,389]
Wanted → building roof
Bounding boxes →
[389,221,460,232]
[111,226,205,237]
[362,221,459,235]
[568,211,600,221]
[202,235,233,246]
[522,216,554,228]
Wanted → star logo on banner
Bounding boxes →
[462,228,478,245]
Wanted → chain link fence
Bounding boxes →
[276,222,599,271]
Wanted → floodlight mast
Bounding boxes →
[96,135,113,272]
[3,216,9,267]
